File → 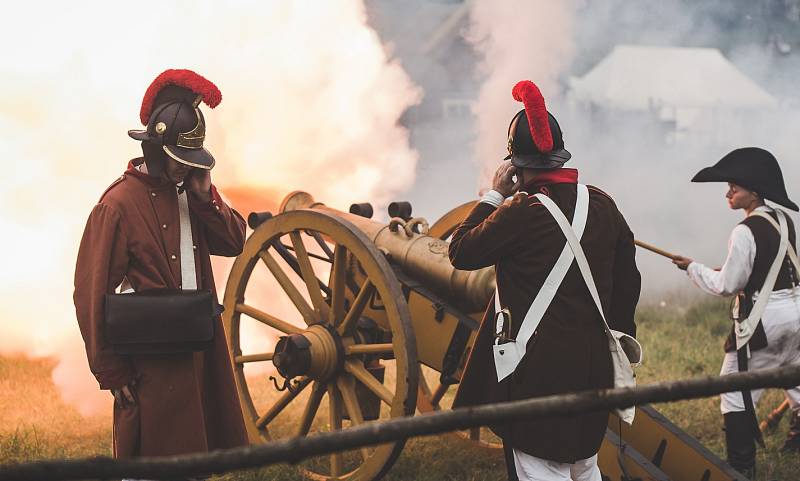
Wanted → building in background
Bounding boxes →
[364,0,480,218]
[568,45,777,141]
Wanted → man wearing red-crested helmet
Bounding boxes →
[73,69,249,462]
[449,80,641,481]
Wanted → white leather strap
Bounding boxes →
[494,185,589,338]
[748,211,799,272]
[534,190,611,333]
[532,190,643,425]
[492,185,589,381]
[518,185,589,344]
[735,210,789,349]
[177,188,198,290]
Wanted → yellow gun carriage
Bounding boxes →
[222,191,746,481]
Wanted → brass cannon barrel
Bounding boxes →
[280,191,494,313]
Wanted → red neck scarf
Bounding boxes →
[523,168,579,191]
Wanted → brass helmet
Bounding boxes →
[128,69,222,171]
[504,80,571,169]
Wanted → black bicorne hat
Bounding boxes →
[128,69,222,170]
[503,80,571,169]
[692,147,797,211]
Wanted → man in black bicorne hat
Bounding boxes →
[449,80,641,481]
[74,69,249,460]
[673,147,800,478]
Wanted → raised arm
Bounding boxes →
[686,225,754,296]
[73,203,134,390]
[188,184,246,257]
[449,192,528,270]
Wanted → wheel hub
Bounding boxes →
[272,324,343,381]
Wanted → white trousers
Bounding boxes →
[512,449,601,481]
[720,290,800,414]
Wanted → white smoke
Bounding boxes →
[461,0,800,298]
[0,0,419,416]
[466,0,577,182]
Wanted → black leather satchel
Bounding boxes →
[104,289,221,355]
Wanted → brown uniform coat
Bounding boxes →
[449,180,640,463]
[74,159,249,457]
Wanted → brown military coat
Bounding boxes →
[449,177,640,463]
[74,158,249,457]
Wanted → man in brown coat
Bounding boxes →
[449,80,640,481]
[74,69,249,459]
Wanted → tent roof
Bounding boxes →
[570,45,776,110]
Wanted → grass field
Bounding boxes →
[2,297,800,480]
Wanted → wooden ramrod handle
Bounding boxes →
[634,240,681,261]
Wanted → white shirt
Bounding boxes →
[479,189,506,208]
[686,206,773,296]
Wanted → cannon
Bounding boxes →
[222,192,746,481]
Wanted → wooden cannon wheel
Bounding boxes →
[223,209,418,481]
[419,200,503,450]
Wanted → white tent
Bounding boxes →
[570,45,777,113]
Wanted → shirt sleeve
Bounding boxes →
[686,224,755,296]
[188,184,247,257]
[479,189,506,208]
[73,203,134,390]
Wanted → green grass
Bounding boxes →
[2,297,800,480]
[634,295,800,480]
[213,437,506,481]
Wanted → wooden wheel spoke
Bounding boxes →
[296,381,325,437]
[236,303,302,334]
[255,377,312,429]
[345,360,394,406]
[417,366,436,412]
[258,249,317,324]
[345,343,394,356]
[338,376,371,461]
[281,242,332,263]
[289,232,328,320]
[224,207,418,481]
[235,352,274,364]
[328,382,344,477]
[329,245,348,326]
[307,230,334,260]
[337,280,375,335]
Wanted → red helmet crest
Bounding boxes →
[511,80,553,152]
[139,69,222,125]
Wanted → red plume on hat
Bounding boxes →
[512,80,553,152]
[139,69,222,125]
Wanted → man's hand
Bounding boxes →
[112,381,138,409]
[672,255,693,271]
[187,169,212,203]
[492,161,523,198]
